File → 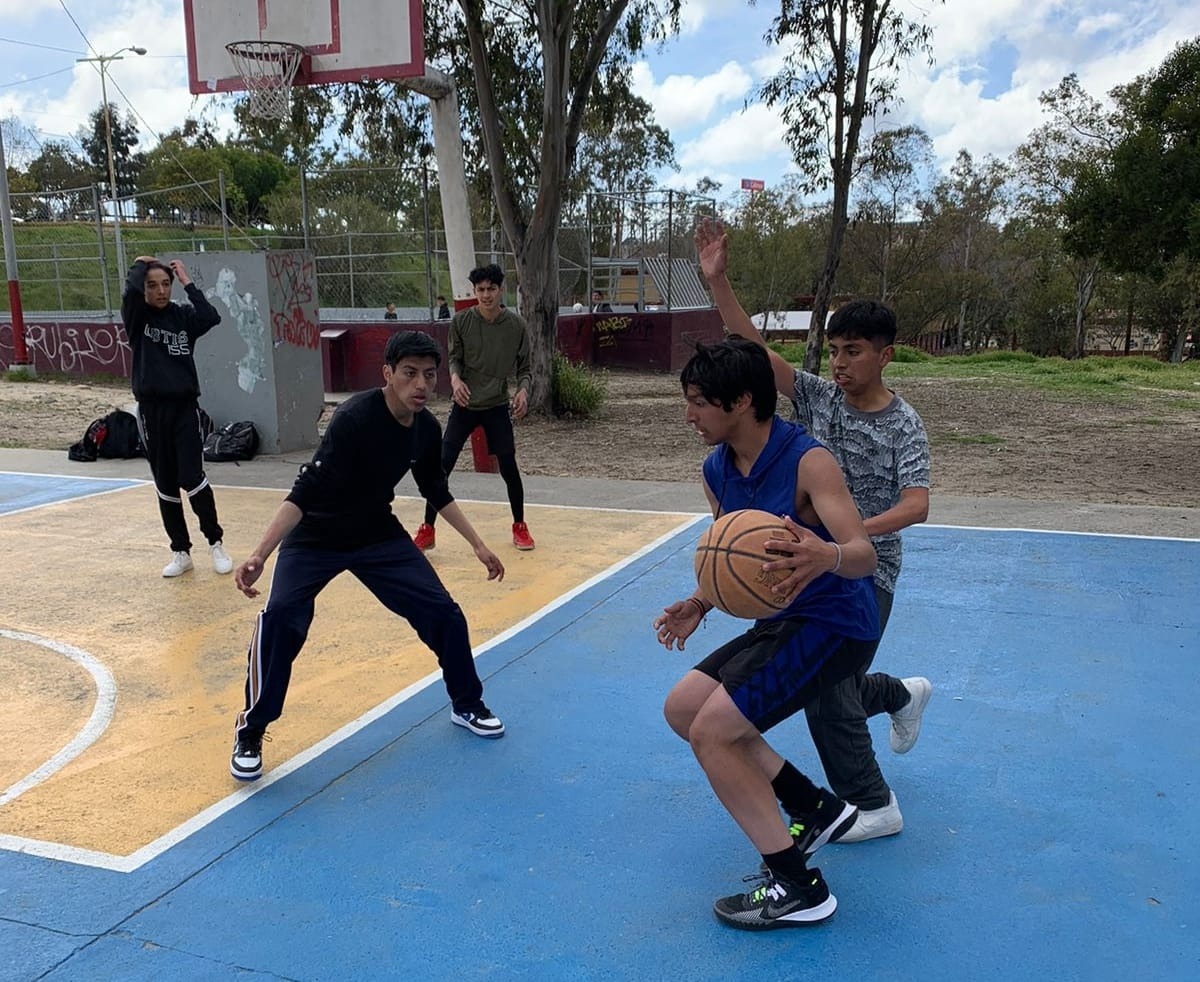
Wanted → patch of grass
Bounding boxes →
[884,352,1200,397]
[937,433,1005,445]
[890,345,931,363]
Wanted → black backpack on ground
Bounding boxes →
[203,420,260,462]
[68,410,144,462]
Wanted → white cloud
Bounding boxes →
[676,101,789,172]
[0,0,59,23]
[631,59,753,132]
[678,0,754,35]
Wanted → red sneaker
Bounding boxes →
[512,521,535,550]
[413,522,436,551]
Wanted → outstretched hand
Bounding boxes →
[474,543,505,581]
[653,599,704,651]
[235,555,265,598]
[760,516,840,597]
[694,218,729,280]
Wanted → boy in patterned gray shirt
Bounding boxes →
[696,218,932,844]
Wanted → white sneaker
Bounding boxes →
[210,540,234,574]
[162,551,194,577]
[890,676,933,754]
[450,706,505,738]
[835,791,903,843]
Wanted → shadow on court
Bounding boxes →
[2,472,1197,981]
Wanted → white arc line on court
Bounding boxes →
[0,629,117,808]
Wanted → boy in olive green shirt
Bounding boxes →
[415,263,536,551]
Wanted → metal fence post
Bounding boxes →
[218,170,230,250]
[92,184,113,317]
[422,163,434,318]
[347,231,355,308]
[299,164,310,251]
[666,189,674,311]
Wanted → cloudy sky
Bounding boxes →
[1,1,1197,198]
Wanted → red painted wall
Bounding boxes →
[4,309,725,391]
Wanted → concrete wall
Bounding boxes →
[169,251,323,454]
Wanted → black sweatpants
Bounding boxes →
[235,536,488,738]
[137,399,222,553]
[424,404,524,525]
[803,584,911,810]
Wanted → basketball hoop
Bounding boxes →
[225,40,308,120]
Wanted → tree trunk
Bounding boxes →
[514,220,559,412]
[1073,260,1098,359]
[804,208,850,375]
[1124,292,1134,354]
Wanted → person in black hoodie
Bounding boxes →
[227,330,507,782]
[123,256,234,578]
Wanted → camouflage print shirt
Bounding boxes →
[792,370,931,594]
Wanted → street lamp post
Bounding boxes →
[77,46,146,276]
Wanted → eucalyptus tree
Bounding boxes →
[759,0,938,373]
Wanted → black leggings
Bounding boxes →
[425,405,525,525]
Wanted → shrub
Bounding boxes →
[890,345,931,363]
[551,351,607,418]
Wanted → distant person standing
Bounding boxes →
[122,256,234,578]
[384,302,398,321]
[412,263,535,552]
[591,290,613,313]
[436,295,451,320]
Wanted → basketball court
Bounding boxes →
[2,4,1194,978]
[2,461,1197,980]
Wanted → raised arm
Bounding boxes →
[170,260,222,336]
[694,218,796,399]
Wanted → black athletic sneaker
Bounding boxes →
[230,731,265,781]
[788,792,859,856]
[450,706,505,739]
[713,869,837,930]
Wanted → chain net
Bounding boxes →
[225,40,306,120]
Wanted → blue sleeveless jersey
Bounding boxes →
[702,417,879,640]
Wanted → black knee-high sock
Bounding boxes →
[761,843,810,884]
[771,760,822,818]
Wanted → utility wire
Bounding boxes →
[0,66,77,89]
[0,36,84,55]
[53,0,262,246]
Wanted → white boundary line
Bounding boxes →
[0,480,144,520]
[0,631,117,808]
[918,522,1200,543]
[0,514,706,873]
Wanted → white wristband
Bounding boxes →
[830,541,843,575]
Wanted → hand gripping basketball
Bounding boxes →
[694,509,802,619]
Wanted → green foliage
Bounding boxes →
[885,351,1200,397]
[551,351,608,418]
[890,345,930,363]
[1062,39,1200,278]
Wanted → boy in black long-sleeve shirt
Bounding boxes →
[228,331,508,781]
[122,257,233,578]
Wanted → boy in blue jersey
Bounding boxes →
[696,218,932,844]
[654,337,880,929]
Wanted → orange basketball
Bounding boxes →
[694,509,800,619]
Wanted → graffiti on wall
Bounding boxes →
[268,253,319,350]
[206,268,268,394]
[0,321,131,376]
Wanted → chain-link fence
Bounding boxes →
[1,167,713,317]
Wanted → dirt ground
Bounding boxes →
[1,370,1197,506]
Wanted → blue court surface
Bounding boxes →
[3,472,1198,981]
